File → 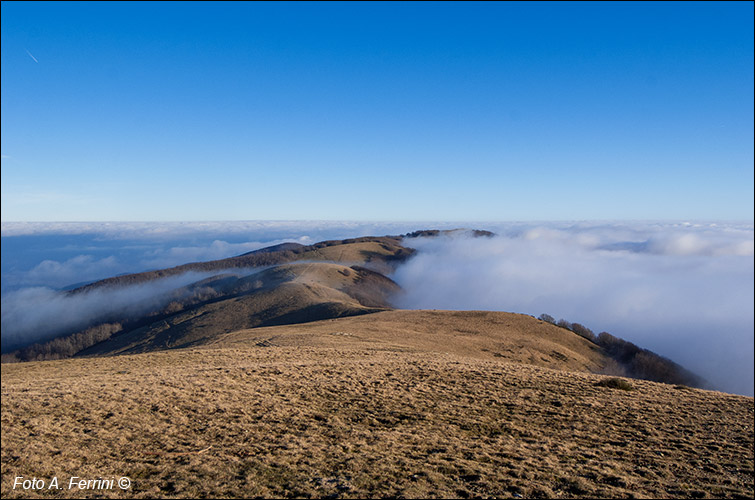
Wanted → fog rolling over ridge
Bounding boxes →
[0,221,439,292]
[0,221,752,396]
[392,222,754,397]
[0,270,255,353]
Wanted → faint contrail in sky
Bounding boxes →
[25,49,39,63]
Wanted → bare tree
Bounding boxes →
[538,313,555,324]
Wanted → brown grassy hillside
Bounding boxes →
[4,232,749,498]
[2,338,752,499]
[207,310,609,374]
[69,237,413,293]
[4,229,710,395]
[5,237,412,361]
[77,263,400,356]
[6,232,709,391]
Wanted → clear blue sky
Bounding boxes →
[2,1,753,221]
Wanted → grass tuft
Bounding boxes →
[595,377,634,391]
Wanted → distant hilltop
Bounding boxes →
[403,228,495,238]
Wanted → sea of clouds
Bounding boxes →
[1,220,753,396]
[392,222,754,396]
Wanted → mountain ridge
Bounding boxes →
[3,229,708,391]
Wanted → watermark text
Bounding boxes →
[13,475,131,491]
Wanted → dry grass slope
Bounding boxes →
[5,238,413,361]
[2,312,753,499]
[208,310,609,374]
[3,234,751,498]
[7,232,710,394]
[76,263,400,357]
[69,237,412,293]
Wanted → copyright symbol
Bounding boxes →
[118,477,131,490]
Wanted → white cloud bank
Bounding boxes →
[392,222,754,396]
[0,270,249,352]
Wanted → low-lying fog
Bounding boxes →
[1,221,752,396]
[393,222,754,396]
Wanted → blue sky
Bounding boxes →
[1,1,753,221]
